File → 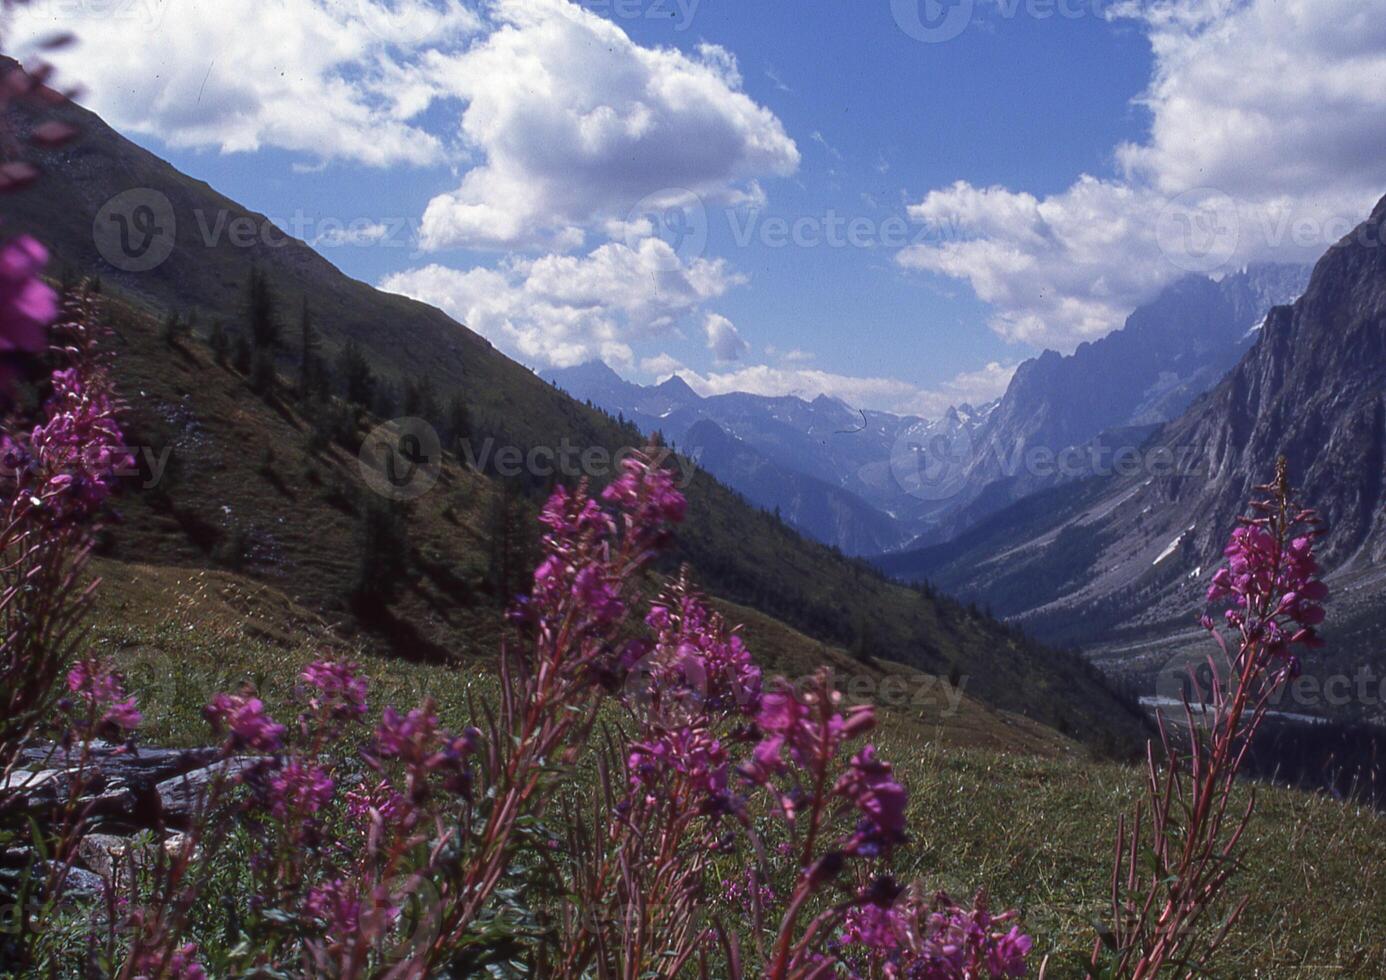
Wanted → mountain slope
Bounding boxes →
[0,68,1146,750]
[903,265,1311,547]
[879,195,1386,720]
[683,418,906,555]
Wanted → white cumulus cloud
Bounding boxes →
[9,0,479,167]
[415,0,798,250]
[380,239,744,369]
[704,313,749,362]
[898,0,1386,350]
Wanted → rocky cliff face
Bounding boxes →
[918,265,1312,542]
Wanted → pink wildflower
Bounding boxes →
[627,725,731,808]
[844,890,1032,979]
[205,693,285,752]
[0,234,56,356]
[836,745,908,857]
[345,778,408,824]
[374,705,441,762]
[839,902,902,951]
[601,456,687,528]
[301,659,368,721]
[306,878,362,939]
[263,760,334,819]
[65,658,141,732]
[373,704,479,801]
[1206,499,1329,663]
[4,347,133,523]
[130,943,208,980]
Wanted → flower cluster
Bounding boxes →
[1206,519,1328,660]
[840,890,1033,978]
[1102,463,1335,977]
[371,703,479,805]
[749,688,875,774]
[721,867,777,915]
[344,777,408,825]
[205,692,286,752]
[262,760,335,820]
[64,658,141,734]
[835,745,908,858]
[305,878,363,941]
[521,459,685,646]
[0,233,56,361]
[130,942,208,980]
[643,590,762,715]
[620,584,763,822]
[1,305,133,526]
[25,450,1044,978]
[600,456,687,541]
[627,723,731,806]
[300,658,369,722]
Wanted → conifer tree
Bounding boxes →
[298,298,319,398]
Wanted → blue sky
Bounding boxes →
[14,0,1386,415]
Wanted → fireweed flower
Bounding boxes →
[3,308,132,525]
[841,890,1033,979]
[642,590,762,715]
[835,746,908,857]
[262,760,335,819]
[0,233,56,357]
[627,725,731,808]
[306,878,363,939]
[838,902,902,952]
[205,693,286,752]
[513,456,690,697]
[301,659,369,722]
[601,456,687,536]
[1205,480,1328,670]
[371,704,478,801]
[745,684,874,780]
[130,943,208,980]
[345,778,408,824]
[374,705,441,762]
[65,658,141,733]
[720,867,777,914]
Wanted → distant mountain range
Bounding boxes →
[543,359,1000,553]
[545,264,1309,555]
[877,195,1386,723]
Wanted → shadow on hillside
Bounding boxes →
[349,595,455,664]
